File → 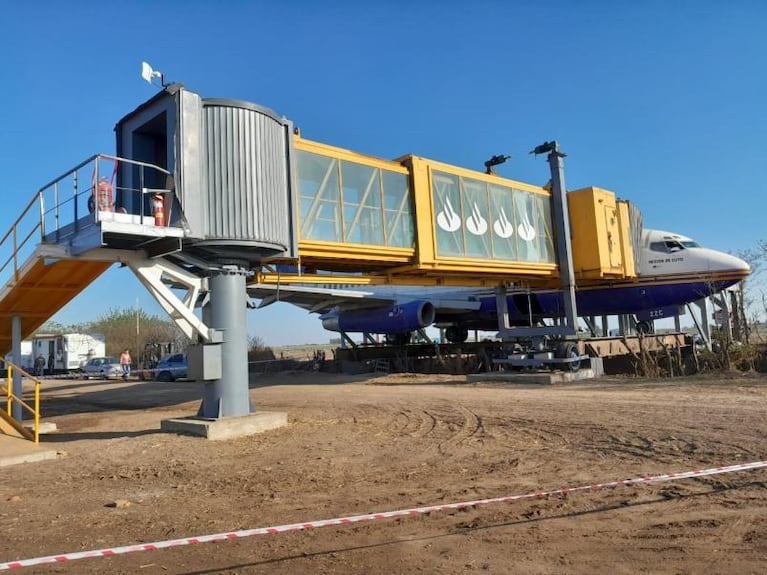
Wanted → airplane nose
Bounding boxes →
[720,252,751,278]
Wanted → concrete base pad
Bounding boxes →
[0,436,58,467]
[160,411,288,440]
[468,358,604,385]
[24,422,58,434]
[468,368,599,385]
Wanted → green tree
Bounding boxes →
[78,307,188,361]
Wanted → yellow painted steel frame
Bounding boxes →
[3,362,40,443]
[294,137,416,264]
[401,154,556,278]
[283,137,560,288]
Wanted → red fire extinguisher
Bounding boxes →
[151,193,165,226]
[92,177,114,212]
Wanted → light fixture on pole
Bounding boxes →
[141,61,167,87]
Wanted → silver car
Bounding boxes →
[81,357,123,380]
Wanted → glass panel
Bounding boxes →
[382,171,414,247]
[297,151,342,242]
[341,161,384,245]
[461,177,491,258]
[489,183,517,260]
[432,171,464,256]
[513,190,541,262]
[532,193,555,263]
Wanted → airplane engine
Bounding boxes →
[321,301,436,334]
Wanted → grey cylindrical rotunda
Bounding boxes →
[189,98,295,264]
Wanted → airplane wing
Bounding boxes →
[246,284,397,314]
[246,284,484,314]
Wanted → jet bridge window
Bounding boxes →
[432,170,554,263]
[297,150,413,247]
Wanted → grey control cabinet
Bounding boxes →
[188,343,223,381]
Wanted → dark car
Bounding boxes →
[154,353,187,382]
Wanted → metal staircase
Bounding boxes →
[0,154,196,441]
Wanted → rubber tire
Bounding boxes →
[385,332,412,346]
[157,371,174,383]
[445,326,469,344]
[555,342,581,372]
[636,320,653,335]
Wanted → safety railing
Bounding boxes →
[0,154,172,288]
[2,360,41,443]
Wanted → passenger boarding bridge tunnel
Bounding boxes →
[1,83,613,428]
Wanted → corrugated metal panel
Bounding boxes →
[201,101,291,252]
[627,200,643,269]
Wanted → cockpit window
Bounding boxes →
[650,239,695,253]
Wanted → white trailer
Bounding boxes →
[4,340,34,371]
[31,333,106,373]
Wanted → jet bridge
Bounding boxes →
[1,83,646,439]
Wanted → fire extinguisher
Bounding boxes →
[96,177,114,212]
[151,193,165,226]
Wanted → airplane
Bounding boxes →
[247,228,750,345]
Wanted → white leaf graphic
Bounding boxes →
[436,196,461,232]
[517,211,536,242]
[493,207,514,239]
[466,202,488,236]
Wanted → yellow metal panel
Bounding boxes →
[401,155,550,196]
[295,137,409,173]
[406,156,437,266]
[297,240,414,264]
[604,203,622,269]
[568,187,601,277]
[616,200,637,278]
[568,187,631,280]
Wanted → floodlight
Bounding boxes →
[141,61,165,86]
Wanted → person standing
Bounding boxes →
[119,349,132,381]
[35,354,46,377]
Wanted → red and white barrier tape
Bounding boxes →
[2,459,765,570]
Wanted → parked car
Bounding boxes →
[154,353,187,382]
[81,356,123,380]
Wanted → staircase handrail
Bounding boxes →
[0,154,170,285]
[2,360,41,443]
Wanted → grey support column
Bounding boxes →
[546,144,578,335]
[11,315,22,421]
[495,285,510,332]
[199,265,252,418]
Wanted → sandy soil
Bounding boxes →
[1,371,766,574]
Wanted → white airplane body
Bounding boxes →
[248,228,749,343]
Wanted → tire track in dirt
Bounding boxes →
[579,430,762,464]
[394,408,437,438]
[437,403,484,455]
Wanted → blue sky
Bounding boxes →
[1,1,765,345]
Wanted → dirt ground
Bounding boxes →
[1,370,766,574]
